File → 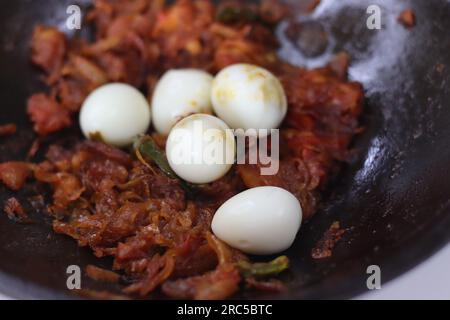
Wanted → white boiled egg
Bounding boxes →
[166,114,235,184]
[80,83,151,147]
[212,186,302,255]
[152,69,214,135]
[211,64,287,136]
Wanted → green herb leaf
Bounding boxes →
[134,135,198,196]
[237,256,290,278]
[137,136,178,179]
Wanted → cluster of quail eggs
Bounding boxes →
[79,64,301,255]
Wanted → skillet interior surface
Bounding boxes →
[1,0,450,299]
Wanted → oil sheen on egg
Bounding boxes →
[166,114,236,184]
[211,64,287,136]
[152,69,214,135]
[80,83,151,147]
[212,186,302,255]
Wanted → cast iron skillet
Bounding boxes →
[1,0,450,299]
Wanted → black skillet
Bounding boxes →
[1,0,450,299]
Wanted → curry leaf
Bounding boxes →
[134,135,198,196]
[237,256,290,278]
